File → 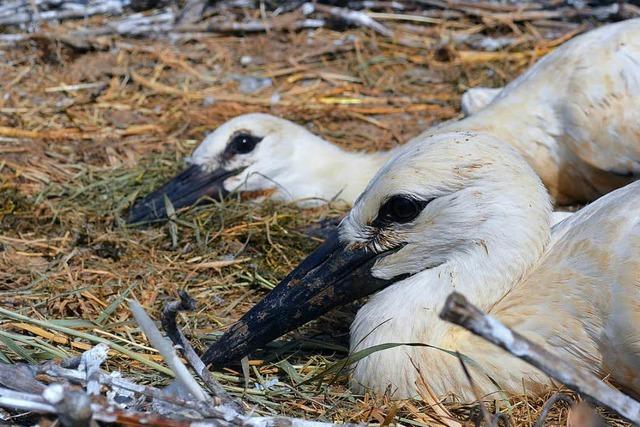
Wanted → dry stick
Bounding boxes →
[0,386,56,413]
[0,383,360,427]
[312,3,393,37]
[161,291,243,414]
[128,300,209,402]
[39,363,217,414]
[0,362,45,394]
[439,292,640,425]
[0,13,324,42]
[533,393,575,427]
[0,0,125,26]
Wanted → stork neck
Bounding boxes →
[350,229,550,398]
[287,141,393,204]
[331,150,392,202]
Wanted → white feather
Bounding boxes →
[188,19,640,208]
[343,130,640,401]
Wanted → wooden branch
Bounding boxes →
[129,299,210,402]
[439,292,640,425]
[0,0,125,27]
[161,291,243,414]
[0,11,324,43]
[0,336,358,426]
[38,363,223,416]
[1,382,359,427]
[312,3,393,37]
[0,363,45,394]
[0,386,56,414]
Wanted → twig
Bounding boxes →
[439,292,640,425]
[78,343,108,396]
[0,363,44,394]
[456,354,492,426]
[161,292,242,413]
[0,0,125,27]
[0,386,56,413]
[0,380,361,427]
[533,393,574,427]
[175,0,207,25]
[43,384,93,427]
[38,362,220,416]
[311,3,393,37]
[128,299,209,402]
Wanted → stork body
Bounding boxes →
[440,18,640,204]
[130,19,640,223]
[346,133,640,400]
[460,87,502,116]
[203,130,640,401]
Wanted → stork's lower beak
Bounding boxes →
[201,232,403,367]
[127,164,240,224]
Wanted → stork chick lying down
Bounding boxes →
[128,19,640,224]
[126,112,572,226]
[126,113,391,224]
[202,130,640,401]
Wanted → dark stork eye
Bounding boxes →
[229,133,262,154]
[373,195,431,226]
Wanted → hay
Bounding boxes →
[0,5,633,425]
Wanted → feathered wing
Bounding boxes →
[558,19,640,176]
[492,180,640,394]
[446,20,640,203]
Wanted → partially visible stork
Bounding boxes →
[203,131,640,400]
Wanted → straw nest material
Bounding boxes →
[0,3,634,425]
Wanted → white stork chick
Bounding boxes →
[126,113,390,223]
[127,112,572,226]
[203,130,640,401]
[345,131,640,399]
[460,86,502,116]
[129,19,640,223]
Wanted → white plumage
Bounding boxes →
[343,130,640,400]
[185,19,640,208]
[197,19,640,402]
[187,113,572,225]
[440,18,640,204]
[188,113,390,205]
[460,87,501,116]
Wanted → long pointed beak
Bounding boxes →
[201,232,404,367]
[127,164,240,224]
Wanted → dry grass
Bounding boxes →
[0,9,632,425]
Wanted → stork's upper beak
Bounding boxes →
[127,164,241,224]
[201,231,404,367]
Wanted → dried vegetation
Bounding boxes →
[0,1,636,425]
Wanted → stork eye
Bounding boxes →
[229,133,262,154]
[374,195,430,226]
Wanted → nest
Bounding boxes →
[0,1,636,425]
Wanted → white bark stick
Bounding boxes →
[128,299,210,402]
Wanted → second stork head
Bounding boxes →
[127,113,375,224]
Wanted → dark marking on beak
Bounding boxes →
[127,164,241,225]
[201,231,406,367]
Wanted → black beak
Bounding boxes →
[127,164,240,224]
[201,231,404,367]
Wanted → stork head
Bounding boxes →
[202,131,551,367]
[127,113,326,224]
